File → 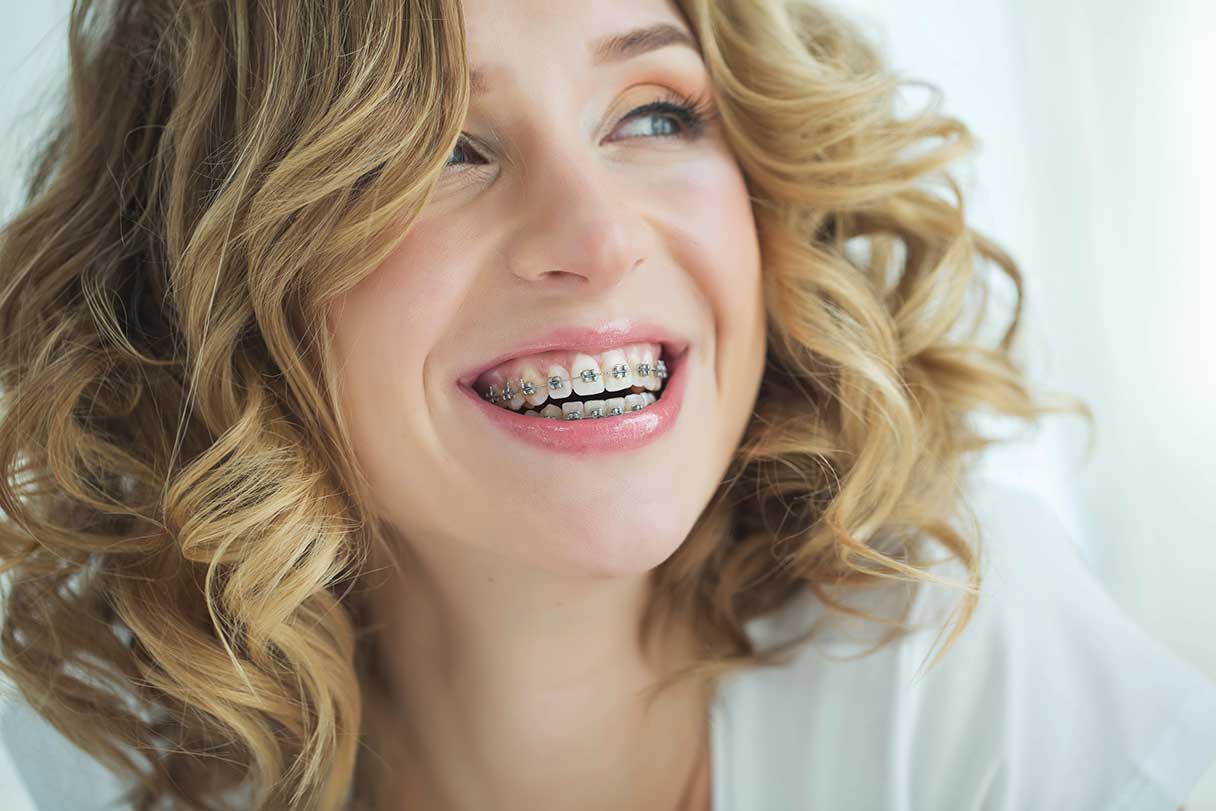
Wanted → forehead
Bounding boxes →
[460,0,690,69]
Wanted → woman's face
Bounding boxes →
[330,0,766,579]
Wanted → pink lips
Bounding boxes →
[457,345,691,455]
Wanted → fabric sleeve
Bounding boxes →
[0,689,131,811]
[0,703,39,811]
[902,479,1216,811]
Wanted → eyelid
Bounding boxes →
[606,86,716,141]
[445,84,716,173]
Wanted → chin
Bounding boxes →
[528,501,703,579]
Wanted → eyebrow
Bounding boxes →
[468,22,699,97]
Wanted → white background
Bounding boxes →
[831,1,1216,804]
[2,0,1214,806]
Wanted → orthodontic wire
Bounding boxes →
[481,360,668,406]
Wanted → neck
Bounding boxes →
[359,537,713,811]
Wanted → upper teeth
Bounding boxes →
[481,359,667,406]
[474,342,670,413]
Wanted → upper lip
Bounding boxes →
[457,319,691,387]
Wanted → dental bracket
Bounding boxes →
[481,359,668,404]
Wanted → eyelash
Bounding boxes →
[444,87,716,171]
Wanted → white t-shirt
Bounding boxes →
[3,478,1216,809]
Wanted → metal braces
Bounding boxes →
[481,359,668,405]
[554,398,652,419]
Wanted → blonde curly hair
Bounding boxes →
[0,0,1090,808]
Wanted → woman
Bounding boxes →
[0,0,1213,809]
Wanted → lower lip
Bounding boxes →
[456,349,690,455]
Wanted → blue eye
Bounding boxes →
[444,138,484,169]
[443,88,715,171]
[612,96,710,141]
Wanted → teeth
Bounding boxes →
[546,364,572,401]
[625,345,648,392]
[519,364,547,407]
[475,343,673,417]
[475,342,666,402]
[638,346,660,392]
[501,378,525,410]
[599,348,633,392]
[480,382,665,419]
[477,370,508,407]
[570,353,605,396]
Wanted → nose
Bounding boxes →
[504,149,644,296]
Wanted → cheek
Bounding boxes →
[335,216,472,365]
[656,148,763,319]
[329,221,472,448]
[652,148,766,418]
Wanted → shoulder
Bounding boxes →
[715,476,1216,810]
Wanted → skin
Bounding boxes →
[327,0,766,807]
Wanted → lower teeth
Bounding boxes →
[521,389,660,419]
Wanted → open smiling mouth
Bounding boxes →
[458,343,689,454]
[469,341,675,420]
